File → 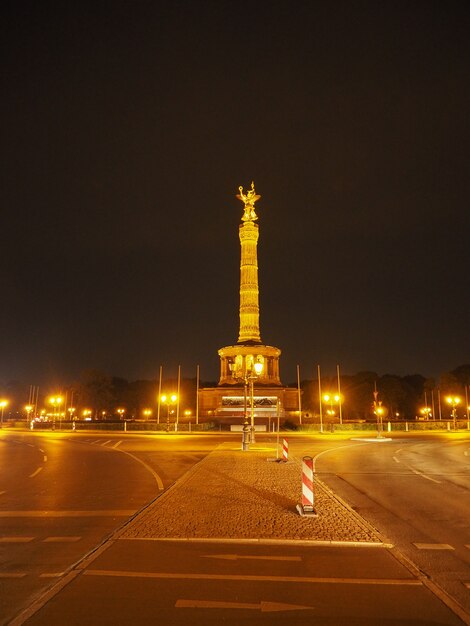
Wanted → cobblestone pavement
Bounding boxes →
[121,443,385,544]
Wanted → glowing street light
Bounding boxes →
[116,408,125,420]
[25,404,33,425]
[446,396,461,430]
[142,408,152,419]
[420,407,432,420]
[49,395,63,427]
[322,393,341,420]
[0,399,9,428]
[160,394,178,432]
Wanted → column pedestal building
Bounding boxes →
[199,182,298,422]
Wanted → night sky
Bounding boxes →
[2,1,469,388]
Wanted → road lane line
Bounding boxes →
[113,440,122,448]
[84,570,422,586]
[176,599,314,612]
[464,582,470,589]
[29,467,43,478]
[101,440,112,446]
[0,537,35,543]
[393,456,400,463]
[0,490,6,496]
[43,536,81,542]
[43,455,47,462]
[402,462,442,483]
[413,543,455,550]
[115,449,164,490]
[465,545,470,550]
[202,554,302,562]
[0,510,135,517]
[39,572,65,578]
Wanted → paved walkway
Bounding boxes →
[122,443,384,544]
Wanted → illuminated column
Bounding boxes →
[237,182,262,344]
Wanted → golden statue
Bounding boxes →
[237,181,261,221]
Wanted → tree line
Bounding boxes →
[1,364,469,421]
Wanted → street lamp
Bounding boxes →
[420,407,432,420]
[49,395,63,428]
[322,393,341,421]
[249,360,264,443]
[160,394,178,432]
[446,396,461,430]
[142,408,152,420]
[116,407,125,421]
[0,400,8,428]
[82,409,92,420]
[25,404,33,426]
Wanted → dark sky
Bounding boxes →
[2,1,469,388]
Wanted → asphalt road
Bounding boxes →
[0,430,220,624]
[290,432,470,621]
[1,430,469,625]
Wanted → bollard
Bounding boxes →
[124,421,127,432]
[447,421,451,431]
[405,422,409,432]
[387,421,391,433]
[282,438,289,462]
[242,420,250,451]
[296,456,318,517]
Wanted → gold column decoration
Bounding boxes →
[236,182,262,344]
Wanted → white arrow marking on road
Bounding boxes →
[176,599,313,612]
[203,554,301,562]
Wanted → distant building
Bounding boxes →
[198,182,299,423]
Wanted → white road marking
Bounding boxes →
[0,490,6,496]
[43,536,81,543]
[393,456,400,463]
[413,543,455,550]
[91,440,102,444]
[85,570,422,586]
[113,440,122,448]
[202,554,302,562]
[465,545,470,550]
[176,599,314,612]
[464,582,470,589]
[38,448,44,453]
[43,455,47,462]
[39,572,65,578]
[395,449,402,454]
[0,573,27,578]
[0,510,135,517]
[116,449,164,490]
[0,537,35,543]
[101,440,112,446]
[29,467,42,478]
[402,462,441,483]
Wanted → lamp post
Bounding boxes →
[25,404,33,427]
[49,396,63,429]
[161,394,178,432]
[0,400,8,428]
[420,407,432,420]
[322,393,341,425]
[249,361,264,444]
[446,396,461,430]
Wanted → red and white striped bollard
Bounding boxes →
[296,456,318,517]
[282,438,288,462]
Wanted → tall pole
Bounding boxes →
[157,365,162,424]
[336,364,343,425]
[438,389,442,420]
[432,389,436,422]
[317,364,323,433]
[176,365,181,431]
[196,365,200,425]
[297,365,302,425]
[466,385,469,427]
